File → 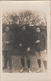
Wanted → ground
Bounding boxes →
[2,48,47,73]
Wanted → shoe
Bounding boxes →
[20,67,24,73]
[28,68,32,73]
[36,68,42,73]
[42,69,47,72]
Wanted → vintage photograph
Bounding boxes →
[2,1,48,73]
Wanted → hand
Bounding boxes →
[27,47,30,51]
[5,41,9,44]
[44,49,47,54]
[19,44,22,47]
[36,40,40,43]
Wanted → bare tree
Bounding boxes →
[2,10,47,27]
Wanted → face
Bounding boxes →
[36,27,40,33]
[21,26,26,31]
[5,27,10,32]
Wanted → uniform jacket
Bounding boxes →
[32,32,47,52]
[2,31,15,51]
[18,31,30,51]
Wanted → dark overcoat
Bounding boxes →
[32,32,47,52]
[18,31,30,51]
[2,31,15,51]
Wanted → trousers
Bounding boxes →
[3,50,12,69]
[19,50,31,60]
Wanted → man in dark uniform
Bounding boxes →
[32,26,47,72]
[18,25,31,72]
[2,27,15,70]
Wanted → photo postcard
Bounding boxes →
[0,0,51,81]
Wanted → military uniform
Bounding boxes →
[18,30,31,71]
[32,32,47,72]
[18,31,30,58]
[32,32,46,51]
[2,31,15,69]
[32,32,47,60]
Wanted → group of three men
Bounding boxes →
[2,25,47,73]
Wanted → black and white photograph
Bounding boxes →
[0,1,51,81]
[2,1,48,73]
[1,1,50,74]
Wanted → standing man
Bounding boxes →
[32,26,47,72]
[18,25,31,73]
[2,27,15,70]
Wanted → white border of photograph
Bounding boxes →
[0,1,51,81]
